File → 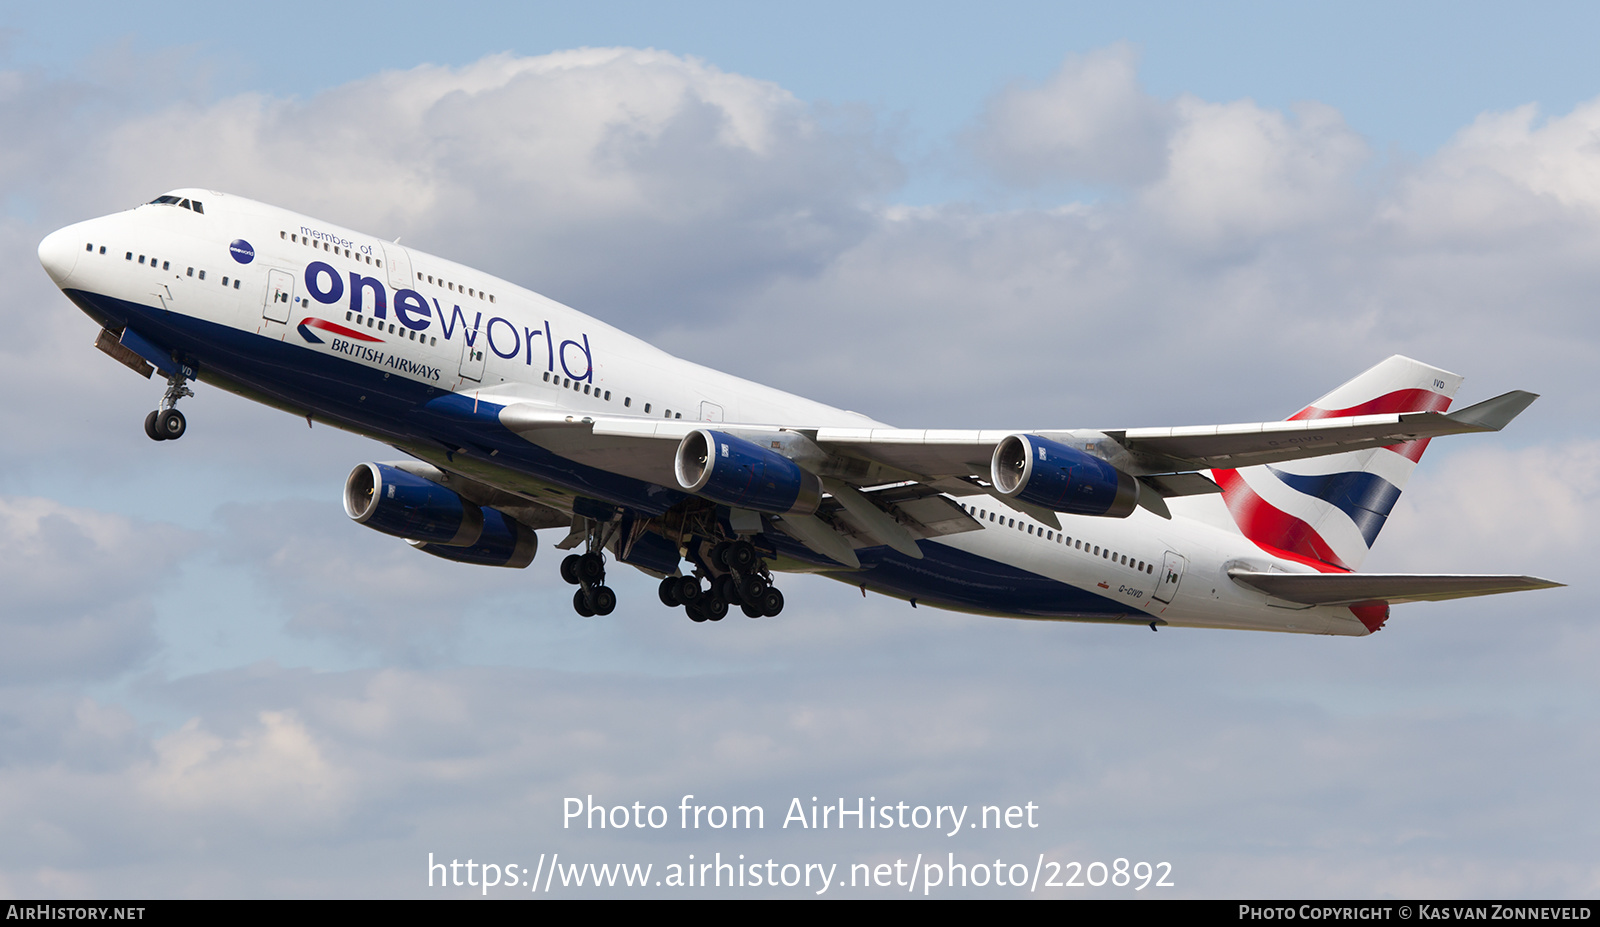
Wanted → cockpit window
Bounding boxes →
[147,195,203,213]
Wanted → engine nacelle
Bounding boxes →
[343,462,484,545]
[408,508,537,569]
[674,429,821,516]
[991,434,1139,518]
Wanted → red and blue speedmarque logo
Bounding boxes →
[297,317,384,345]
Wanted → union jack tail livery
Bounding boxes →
[1211,356,1460,572]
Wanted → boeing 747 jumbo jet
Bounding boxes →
[38,190,1560,634]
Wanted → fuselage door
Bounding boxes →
[380,242,414,292]
[700,401,724,423]
[1152,551,1187,604]
[263,269,294,323]
[459,327,486,381]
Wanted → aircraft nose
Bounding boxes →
[38,225,83,287]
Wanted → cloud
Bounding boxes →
[969,44,1172,187]
[0,497,189,683]
[1141,97,1369,245]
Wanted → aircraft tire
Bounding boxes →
[675,575,700,603]
[759,587,784,617]
[577,552,605,584]
[703,597,729,621]
[658,576,681,607]
[592,585,617,616]
[686,602,708,622]
[144,410,164,441]
[560,554,581,585]
[713,573,740,605]
[738,574,767,603]
[709,542,731,570]
[741,602,764,619]
[156,408,186,440]
[573,588,595,618]
[728,540,758,571]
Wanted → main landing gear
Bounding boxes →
[659,539,785,624]
[143,370,194,441]
[553,513,786,624]
[560,551,617,617]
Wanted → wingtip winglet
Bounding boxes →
[1443,390,1539,431]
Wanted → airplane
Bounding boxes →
[36,189,1561,635]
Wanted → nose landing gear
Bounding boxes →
[144,370,194,442]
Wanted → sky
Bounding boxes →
[2,1,1597,899]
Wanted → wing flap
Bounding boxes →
[1228,569,1563,606]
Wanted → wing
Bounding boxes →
[503,389,1534,486]
[496,389,1537,565]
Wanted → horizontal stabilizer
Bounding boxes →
[1228,569,1563,606]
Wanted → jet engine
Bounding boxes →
[674,430,821,516]
[409,508,537,569]
[991,434,1139,518]
[344,462,537,568]
[344,462,485,544]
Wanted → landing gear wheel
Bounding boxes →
[738,574,768,603]
[144,410,164,441]
[686,602,709,623]
[713,573,741,605]
[560,554,582,585]
[674,575,701,604]
[741,602,764,619]
[709,542,732,571]
[155,408,186,441]
[573,588,596,617]
[577,552,605,584]
[702,597,729,622]
[590,585,617,616]
[759,587,785,617]
[659,576,682,607]
[727,540,758,572]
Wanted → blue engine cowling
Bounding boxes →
[344,462,485,545]
[409,507,538,569]
[674,430,821,516]
[991,435,1139,518]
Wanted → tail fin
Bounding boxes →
[1210,356,1462,571]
